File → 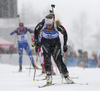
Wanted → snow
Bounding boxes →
[0,54,100,91]
[0,0,100,90]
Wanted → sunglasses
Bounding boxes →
[19,24,24,27]
[46,24,53,27]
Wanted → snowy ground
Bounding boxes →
[0,54,100,91]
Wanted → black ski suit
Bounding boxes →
[34,21,68,76]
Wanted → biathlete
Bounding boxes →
[10,23,36,72]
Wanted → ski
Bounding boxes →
[25,67,42,70]
[26,68,34,69]
[76,83,88,85]
[37,73,46,76]
[61,82,88,85]
[36,78,46,81]
[36,76,78,81]
[38,82,88,88]
[38,83,55,88]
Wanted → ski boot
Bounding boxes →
[64,73,74,84]
[19,64,22,72]
[46,75,52,85]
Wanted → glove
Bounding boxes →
[35,41,40,53]
[32,43,35,47]
[10,32,14,35]
[63,45,68,52]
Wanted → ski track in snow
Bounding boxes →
[0,63,100,91]
[0,54,100,91]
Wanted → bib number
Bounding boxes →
[21,35,25,41]
[47,35,54,39]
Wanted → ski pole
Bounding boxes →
[28,47,35,76]
[28,33,35,76]
[60,52,66,82]
[33,53,39,81]
[9,15,20,61]
[28,55,33,76]
[9,35,17,61]
[64,52,66,63]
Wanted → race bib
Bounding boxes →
[42,32,59,39]
[17,34,27,42]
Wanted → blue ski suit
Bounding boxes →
[10,27,34,65]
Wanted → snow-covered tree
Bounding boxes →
[70,12,89,52]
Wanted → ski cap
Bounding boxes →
[45,18,53,24]
[45,14,54,24]
[19,23,24,27]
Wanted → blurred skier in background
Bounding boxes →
[10,23,35,72]
[32,29,56,75]
[34,14,74,85]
